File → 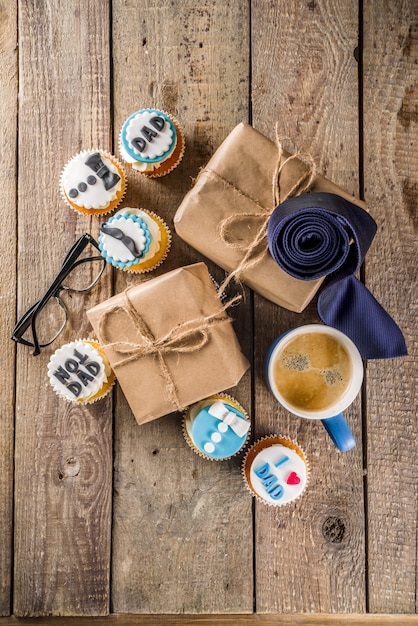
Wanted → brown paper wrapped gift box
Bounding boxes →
[87,262,249,426]
[174,122,368,312]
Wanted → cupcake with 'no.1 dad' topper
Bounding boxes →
[242,435,309,506]
[47,339,115,404]
[183,394,251,461]
[119,108,185,176]
[98,207,171,273]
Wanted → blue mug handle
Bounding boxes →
[321,414,356,452]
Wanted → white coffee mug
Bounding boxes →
[265,324,363,451]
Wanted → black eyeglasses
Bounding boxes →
[11,233,106,356]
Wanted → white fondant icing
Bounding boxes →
[249,444,307,505]
[61,151,123,210]
[47,341,106,402]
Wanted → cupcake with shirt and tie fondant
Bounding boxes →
[98,207,171,273]
[242,435,309,506]
[47,339,115,404]
[119,108,185,177]
[183,394,251,461]
[60,149,126,216]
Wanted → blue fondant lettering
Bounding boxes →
[269,484,284,500]
[275,455,290,467]
[254,462,270,478]
[261,474,278,490]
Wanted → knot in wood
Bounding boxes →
[322,516,345,543]
[57,457,80,480]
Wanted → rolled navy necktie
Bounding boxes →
[267,192,407,360]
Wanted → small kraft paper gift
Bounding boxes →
[87,262,249,426]
[174,122,368,312]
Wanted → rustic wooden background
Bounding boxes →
[0,0,416,622]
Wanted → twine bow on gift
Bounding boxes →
[216,128,317,298]
[98,287,241,411]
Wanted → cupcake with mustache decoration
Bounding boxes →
[98,208,171,273]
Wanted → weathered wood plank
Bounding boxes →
[0,0,18,616]
[1,613,418,626]
[362,0,418,613]
[251,0,366,613]
[110,0,252,614]
[13,0,113,616]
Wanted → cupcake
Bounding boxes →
[119,108,184,176]
[183,394,250,461]
[243,435,308,505]
[60,149,126,216]
[47,339,115,404]
[98,207,171,272]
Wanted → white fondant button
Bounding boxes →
[218,422,228,433]
[211,432,222,443]
[204,442,215,453]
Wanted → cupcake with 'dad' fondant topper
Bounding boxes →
[243,435,309,506]
[60,149,126,216]
[183,394,251,461]
[98,207,171,273]
[119,108,184,176]
[47,339,115,404]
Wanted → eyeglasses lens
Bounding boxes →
[62,242,105,292]
[19,297,68,348]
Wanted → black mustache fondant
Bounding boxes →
[100,224,144,258]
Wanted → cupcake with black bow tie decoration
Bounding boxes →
[98,207,171,273]
[60,149,126,216]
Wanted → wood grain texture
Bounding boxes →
[0,0,18,616]
[13,0,113,616]
[1,613,418,626]
[110,0,252,613]
[362,0,418,613]
[251,0,366,613]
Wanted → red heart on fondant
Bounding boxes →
[286,471,301,485]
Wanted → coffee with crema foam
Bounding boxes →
[273,332,352,412]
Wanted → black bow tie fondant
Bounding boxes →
[85,152,120,190]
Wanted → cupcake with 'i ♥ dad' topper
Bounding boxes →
[242,435,309,506]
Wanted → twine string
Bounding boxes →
[216,128,317,298]
[98,287,241,411]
